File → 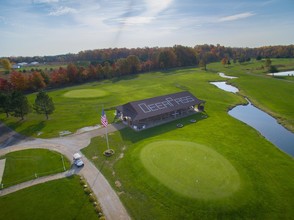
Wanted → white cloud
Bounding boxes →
[116,0,173,26]
[33,0,59,3]
[49,6,77,16]
[219,12,255,22]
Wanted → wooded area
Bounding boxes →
[0,44,293,93]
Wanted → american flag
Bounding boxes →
[101,109,108,127]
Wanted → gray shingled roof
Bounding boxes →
[117,91,205,121]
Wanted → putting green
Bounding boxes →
[63,89,108,98]
[140,141,240,199]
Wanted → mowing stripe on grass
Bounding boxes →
[140,140,241,200]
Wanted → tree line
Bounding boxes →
[1,44,294,93]
[4,44,294,64]
[0,90,54,120]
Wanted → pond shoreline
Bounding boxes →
[211,77,294,157]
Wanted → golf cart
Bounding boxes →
[73,153,84,167]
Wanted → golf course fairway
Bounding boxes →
[63,89,108,98]
[140,141,241,199]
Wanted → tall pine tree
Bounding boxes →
[10,91,30,120]
[34,91,55,120]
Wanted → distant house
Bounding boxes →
[29,61,39,66]
[116,91,205,131]
[17,62,28,67]
[12,64,20,69]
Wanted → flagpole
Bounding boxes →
[101,105,110,150]
[105,123,110,150]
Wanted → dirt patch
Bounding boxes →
[115,180,122,188]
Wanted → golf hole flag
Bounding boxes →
[101,109,108,127]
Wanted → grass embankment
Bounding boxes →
[0,149,71,188]
[0,175,99,220]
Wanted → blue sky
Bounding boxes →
[1,0,294,57]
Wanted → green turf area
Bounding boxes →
[0,149,71,188]
[1,58,293,137]
[0,175,99,220]
[140,141,240,199]
[83,123,294,219]
[63,89,108,98]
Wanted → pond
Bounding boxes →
[229,99,294,157]
[211,81,294,157]
[210,82,239,93]
[267,70,294,76]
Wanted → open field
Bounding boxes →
[1,59,293,138]
[0,149,71,188]
[0,175,99,220]
[1,59,294,219]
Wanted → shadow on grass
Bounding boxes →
[119,112,208,143]
[18,121,46,137]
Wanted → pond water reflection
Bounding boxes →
[229,100,294,157]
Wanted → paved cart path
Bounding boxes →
[0,122,130,220]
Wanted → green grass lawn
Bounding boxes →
[140,140,240,199]
[0,58,293,137]
[83,120,294,219]
[0,149,71,188]
[63,88,109,98]
[1,59,293,219]
[0,175,99,220]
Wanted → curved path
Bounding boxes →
[0,122,130,220]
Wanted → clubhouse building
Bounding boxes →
[116,91,205,131]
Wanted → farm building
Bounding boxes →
[116,91,205,131]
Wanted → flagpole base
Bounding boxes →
[103,149,115,157]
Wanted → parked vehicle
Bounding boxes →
[73,153,84,167]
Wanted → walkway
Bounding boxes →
[0,122,130,220]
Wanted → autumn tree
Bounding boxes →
[50,67,68,85]
[221,57,228,66]
[116,58,129,76]
[158,49,177,69]
[0,78,13,92]
[10,90,30,120]
[1,58,12,71]
[33,90,55,120]
[28,72,46,91]
[10,71,29,91]
[67,63,79,83]
[126,55,141,74]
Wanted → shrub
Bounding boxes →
[89,194,96,202]
[80,179,86,185]
[84,187,91,195]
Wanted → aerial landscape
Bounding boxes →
[0,0,293,220]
